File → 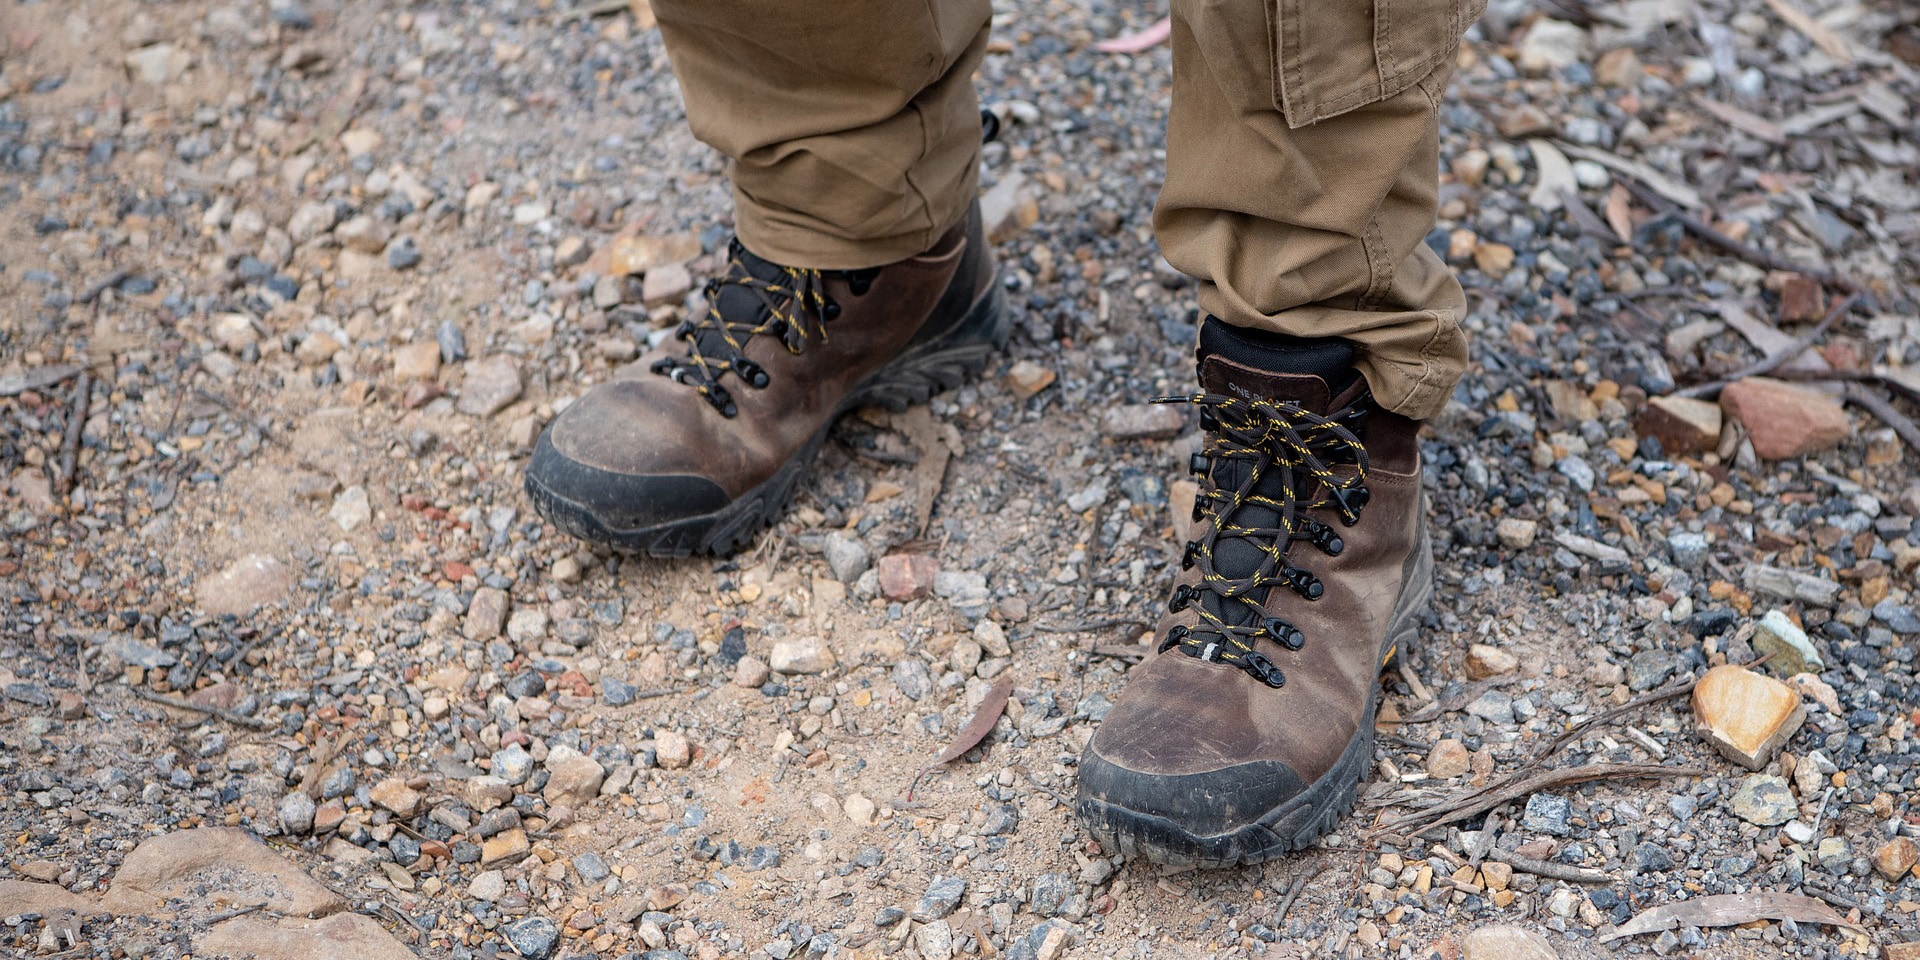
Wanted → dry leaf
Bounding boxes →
[1602,892,1864,942]
[1694,97,1785,143]
[1604,184,1635,243]
[1526,139,1576,212]
[909,676,1014,798]
[628,0,655,30]
[1762,0,1853,64]
[1558,143,1702,209]
[1095,16,1171,53]
[1710,300,1832,375]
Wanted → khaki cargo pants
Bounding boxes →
[652,0,1484,419]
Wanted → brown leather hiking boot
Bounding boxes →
[525,203,1005,556]
[1076,321,1433,867]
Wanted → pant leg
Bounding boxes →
[652,1,991,270]
[1156,0,1483,420]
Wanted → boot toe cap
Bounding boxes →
[525,427,730,538]
[1076,744,1309,846]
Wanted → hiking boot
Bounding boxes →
[525,202,1006,557]
[1076,320,1434,867]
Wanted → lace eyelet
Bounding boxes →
[1242,651,1286,688]
[1168,584,1194,612]
[731,357,770,388]
[1332,485,1370,526]
[1181,541,1201,569]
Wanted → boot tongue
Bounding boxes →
[1192,321,1360,633]
[1196,319,1358,412]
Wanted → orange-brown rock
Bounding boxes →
[1719,378,1849,460]
[1692,664,1805,771]
[1874,837,1918,882]
[1636,395,1722,455]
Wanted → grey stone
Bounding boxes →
[1522,792,1572,836]
[572,852,610,882]
[913,875,966,920]
[1871,600,1920,634]
[504,917,559,960]
[1626,649,1683,691]
[823,533,870,583]
[103,636,178,669]
[1029,872,1074,918]
[980,803,1020,836]
[277,792,316,835]
[1730,774,1797,826]
[1666,531,1709,568]
[892,659,932,701]
[491,744,535,785]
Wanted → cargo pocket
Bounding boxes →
[1270,0,1484,127]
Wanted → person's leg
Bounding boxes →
[1154,0,1475,420]
[526,1,1006,557]
[653,0,991,269]
[1078,0,1480,866]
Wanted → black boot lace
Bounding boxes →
[1157,392,1372,688]
[650,242,879,418]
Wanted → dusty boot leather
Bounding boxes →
[526,202,1005,557]
[1076,320,1433,867]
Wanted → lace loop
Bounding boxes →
[1154,391,1372,688]
[650,246,878,417]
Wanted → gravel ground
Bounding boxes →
[3,0,1919,958]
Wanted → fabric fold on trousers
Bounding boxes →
[652,0,992,270]
[1155,0,1482,420]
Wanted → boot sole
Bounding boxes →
[1075,518,1435,868]
[526,281,1010,558]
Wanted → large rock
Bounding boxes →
[198,553,291,615]
[1462,925,1558,960]
[457,356,523,417]
[1719,377,1850,459]
[0,879,109,916]
[544,756,606,806]
[1692,665,1805,771]
[102,827,346,918]
[199,912,416,960]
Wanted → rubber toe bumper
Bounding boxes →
[524,428,731,545]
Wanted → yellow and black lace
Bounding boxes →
[651,244,876,417]
[1158,393,1371,688]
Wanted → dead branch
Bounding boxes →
[1371,763,1706,838]
[1616,177,1879,310]
[1673,293,1860,399]
[131,686,273,730]
[1840,383,1920,453]
[1485,848,1616,884]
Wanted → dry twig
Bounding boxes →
[1840,383,1920,453]
[1534,674,1699,761]
[1371,763,1705,838]
[130,686,273,730]
[57,372,92,497]
[1673,294,1860,399]
[1615,177,1878,309]
[1485,848,1615,884]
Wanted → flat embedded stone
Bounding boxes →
[102,827,345,918]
